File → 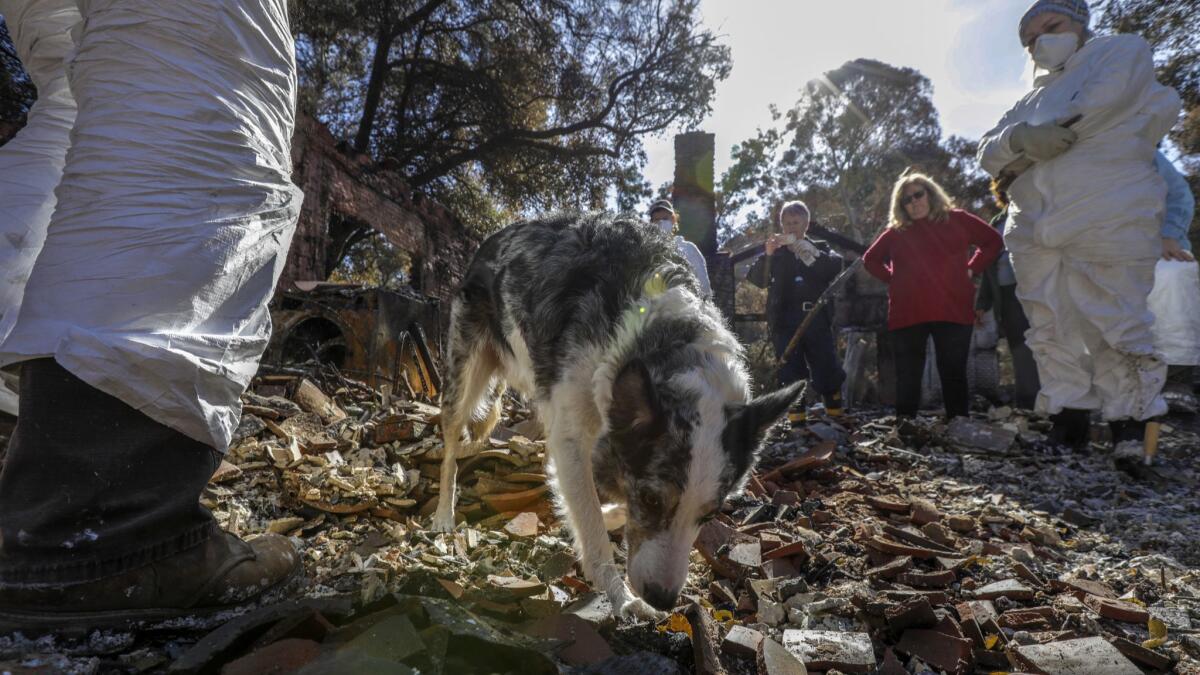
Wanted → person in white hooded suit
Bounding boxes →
[977,0,1181,460]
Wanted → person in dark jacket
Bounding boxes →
[863,172,1003,419]
[747,201,846,425]
[975,183,1041,410]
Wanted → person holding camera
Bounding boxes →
[747,201,847,425]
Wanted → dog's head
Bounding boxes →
[606,358,802,611]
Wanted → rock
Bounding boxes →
[781,630,875,673]
[292,378,347,424]
[1108,636,1174,672]
[920,522,956,547]
[524,614,613,667]
[945,416,1016,453]
[222,639,322,675]
[909,498,941,526]
[1008,636,1141,675]
[884,597,938,633]
[210,459,243,484]
[503,512,539,538]
[866,556,912,580]
[758,600,786,626]
[946,515,976,533]
[895,628,974,675]
[685,602,727,675]
[511,417,544,440]
[974,579,1036,601]
[722,625,764,659]
[757,637,808,675]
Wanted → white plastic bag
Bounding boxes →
[1149,260,1200,365]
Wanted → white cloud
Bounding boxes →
[641,0,1040,192]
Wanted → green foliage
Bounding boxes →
[719,59,988,246]
[294,0,731,236]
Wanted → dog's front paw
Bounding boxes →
[430,507,456,533]
[614,593,667,622]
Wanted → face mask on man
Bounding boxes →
[654,219,674,235]
[1031,31,1079,71]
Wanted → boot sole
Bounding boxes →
[0,565,304,636]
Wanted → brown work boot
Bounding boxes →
[0,530,299,633]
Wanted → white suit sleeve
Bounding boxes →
[977,102,1029,177]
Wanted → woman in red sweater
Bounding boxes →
[863,173,1003,419]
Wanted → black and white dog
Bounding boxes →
[434,212,801,618]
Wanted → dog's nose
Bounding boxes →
[642,583,678,611]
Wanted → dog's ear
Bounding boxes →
[609,359,664,434]
[722,380,804,477]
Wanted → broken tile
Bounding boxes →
[1008,636,1141,675]
[503,511,539,538]
[756,637,807,675]
[895,629,974,675]
[524,614,614,667]
[974,579,1036,601]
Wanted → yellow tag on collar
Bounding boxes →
[643,271,668,298]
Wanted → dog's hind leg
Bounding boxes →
[434,334,501,533]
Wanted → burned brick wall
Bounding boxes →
[285,115,477,308]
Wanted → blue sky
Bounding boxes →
[641,0,1041,189]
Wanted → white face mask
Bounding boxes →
[654,219,674,235]
[1031,31,1079,71]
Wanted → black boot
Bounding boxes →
[1048,408,1091,450]
[0,359,298,633]
[1109,418,1147,474]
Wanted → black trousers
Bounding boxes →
[0,359,219,585]
[773,311,845,398]
[891,321,973,418]
[996,284,1040,409]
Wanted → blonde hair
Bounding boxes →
[888,173,954,230]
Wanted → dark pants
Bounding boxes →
[996,284,1040,409]
[773,311,845,398]
[0,359,219,585]
[892,321,973,418]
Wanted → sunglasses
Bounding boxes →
[901,189,927,207]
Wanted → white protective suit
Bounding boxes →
[977,34,1181,422]
[0,0,79,415]
[0,0,303,450]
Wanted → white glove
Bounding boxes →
[1010,122,1078,162]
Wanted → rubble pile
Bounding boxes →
[2,371,1199,674]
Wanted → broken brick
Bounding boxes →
[997,606,1058,631]
[1083,595,1150,624]
[685,603,727,675]
[722,625,764,659]
[955,600,998,624]
[865,536,942,559]
[762,540,808,562]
